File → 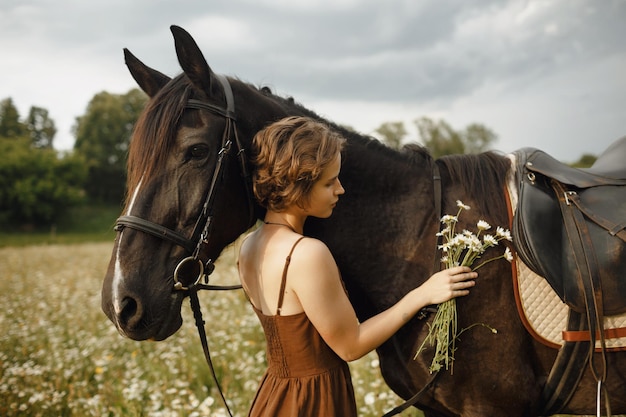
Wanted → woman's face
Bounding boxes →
[306,152,345,218]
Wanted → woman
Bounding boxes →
[238,116,477,416]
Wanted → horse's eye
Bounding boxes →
[188,144,209,160]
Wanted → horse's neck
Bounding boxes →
[341,139,436,219]
[243,90,440,291]
[312,140,440,314]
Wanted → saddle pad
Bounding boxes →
[506,155,626,351]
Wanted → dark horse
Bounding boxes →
[101,26,626,416]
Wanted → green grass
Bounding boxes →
[0,204,120,247]
[0,243,421,416]
[0,211,612,416]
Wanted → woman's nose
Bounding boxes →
[336,179,345,195]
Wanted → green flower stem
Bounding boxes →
[416,202,505,374]
[414,298,457,373]
[471,253,505,271]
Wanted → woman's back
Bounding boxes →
[238,226,308,316]
[240,231,357,417]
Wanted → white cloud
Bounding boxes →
[1,0,624,161]
[184,16,257,51]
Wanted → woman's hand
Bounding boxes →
[419,266,477,305]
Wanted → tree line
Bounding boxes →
[0,92,596,229]
[373,119,499,158]
[0,90,147,228]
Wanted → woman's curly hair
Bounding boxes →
[252,116,346,212]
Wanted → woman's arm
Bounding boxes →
[290,238,477,362]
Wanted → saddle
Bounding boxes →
[512,137,626,316]
[512,136,626,417]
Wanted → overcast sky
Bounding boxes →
[2,0,625,162]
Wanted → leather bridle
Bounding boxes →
[114,74,255,417]
[115,73,255,291]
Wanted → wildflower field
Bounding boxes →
[0,242,421,416]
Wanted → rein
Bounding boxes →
[382,161,443,417]
[114,74,254,417]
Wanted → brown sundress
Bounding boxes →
[247,237,357,417]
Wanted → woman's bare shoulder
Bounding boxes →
[293,236,334,261]
[288,237,340,288]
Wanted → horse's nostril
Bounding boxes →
[119,296,140,329]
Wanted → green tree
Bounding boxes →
[0,98,27,138]
[414,117,497,158]
[414,117,464,158]
[375,121,407,149]
[26,106,57,149]
[0,138,86,226]
[73,89,147,203]
[463,123,498,155]
[570,153,596,168]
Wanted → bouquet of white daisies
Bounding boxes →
[414,200,513,373]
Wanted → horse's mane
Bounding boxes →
[258,83,426,168]
[125,75,193,205]
[126,74,511,223]
[273,83,512,222]
[437,151,511,224]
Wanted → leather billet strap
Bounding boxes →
[552,181,607,370]
[552,180,611,415]
[564,189,626,242]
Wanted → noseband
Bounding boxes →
[114,74,254,291]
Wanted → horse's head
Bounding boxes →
[101,26,260,341]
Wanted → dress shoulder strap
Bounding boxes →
[276,236,305,316]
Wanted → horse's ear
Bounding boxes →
[170,25,217,96]
[124,48,171,97]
